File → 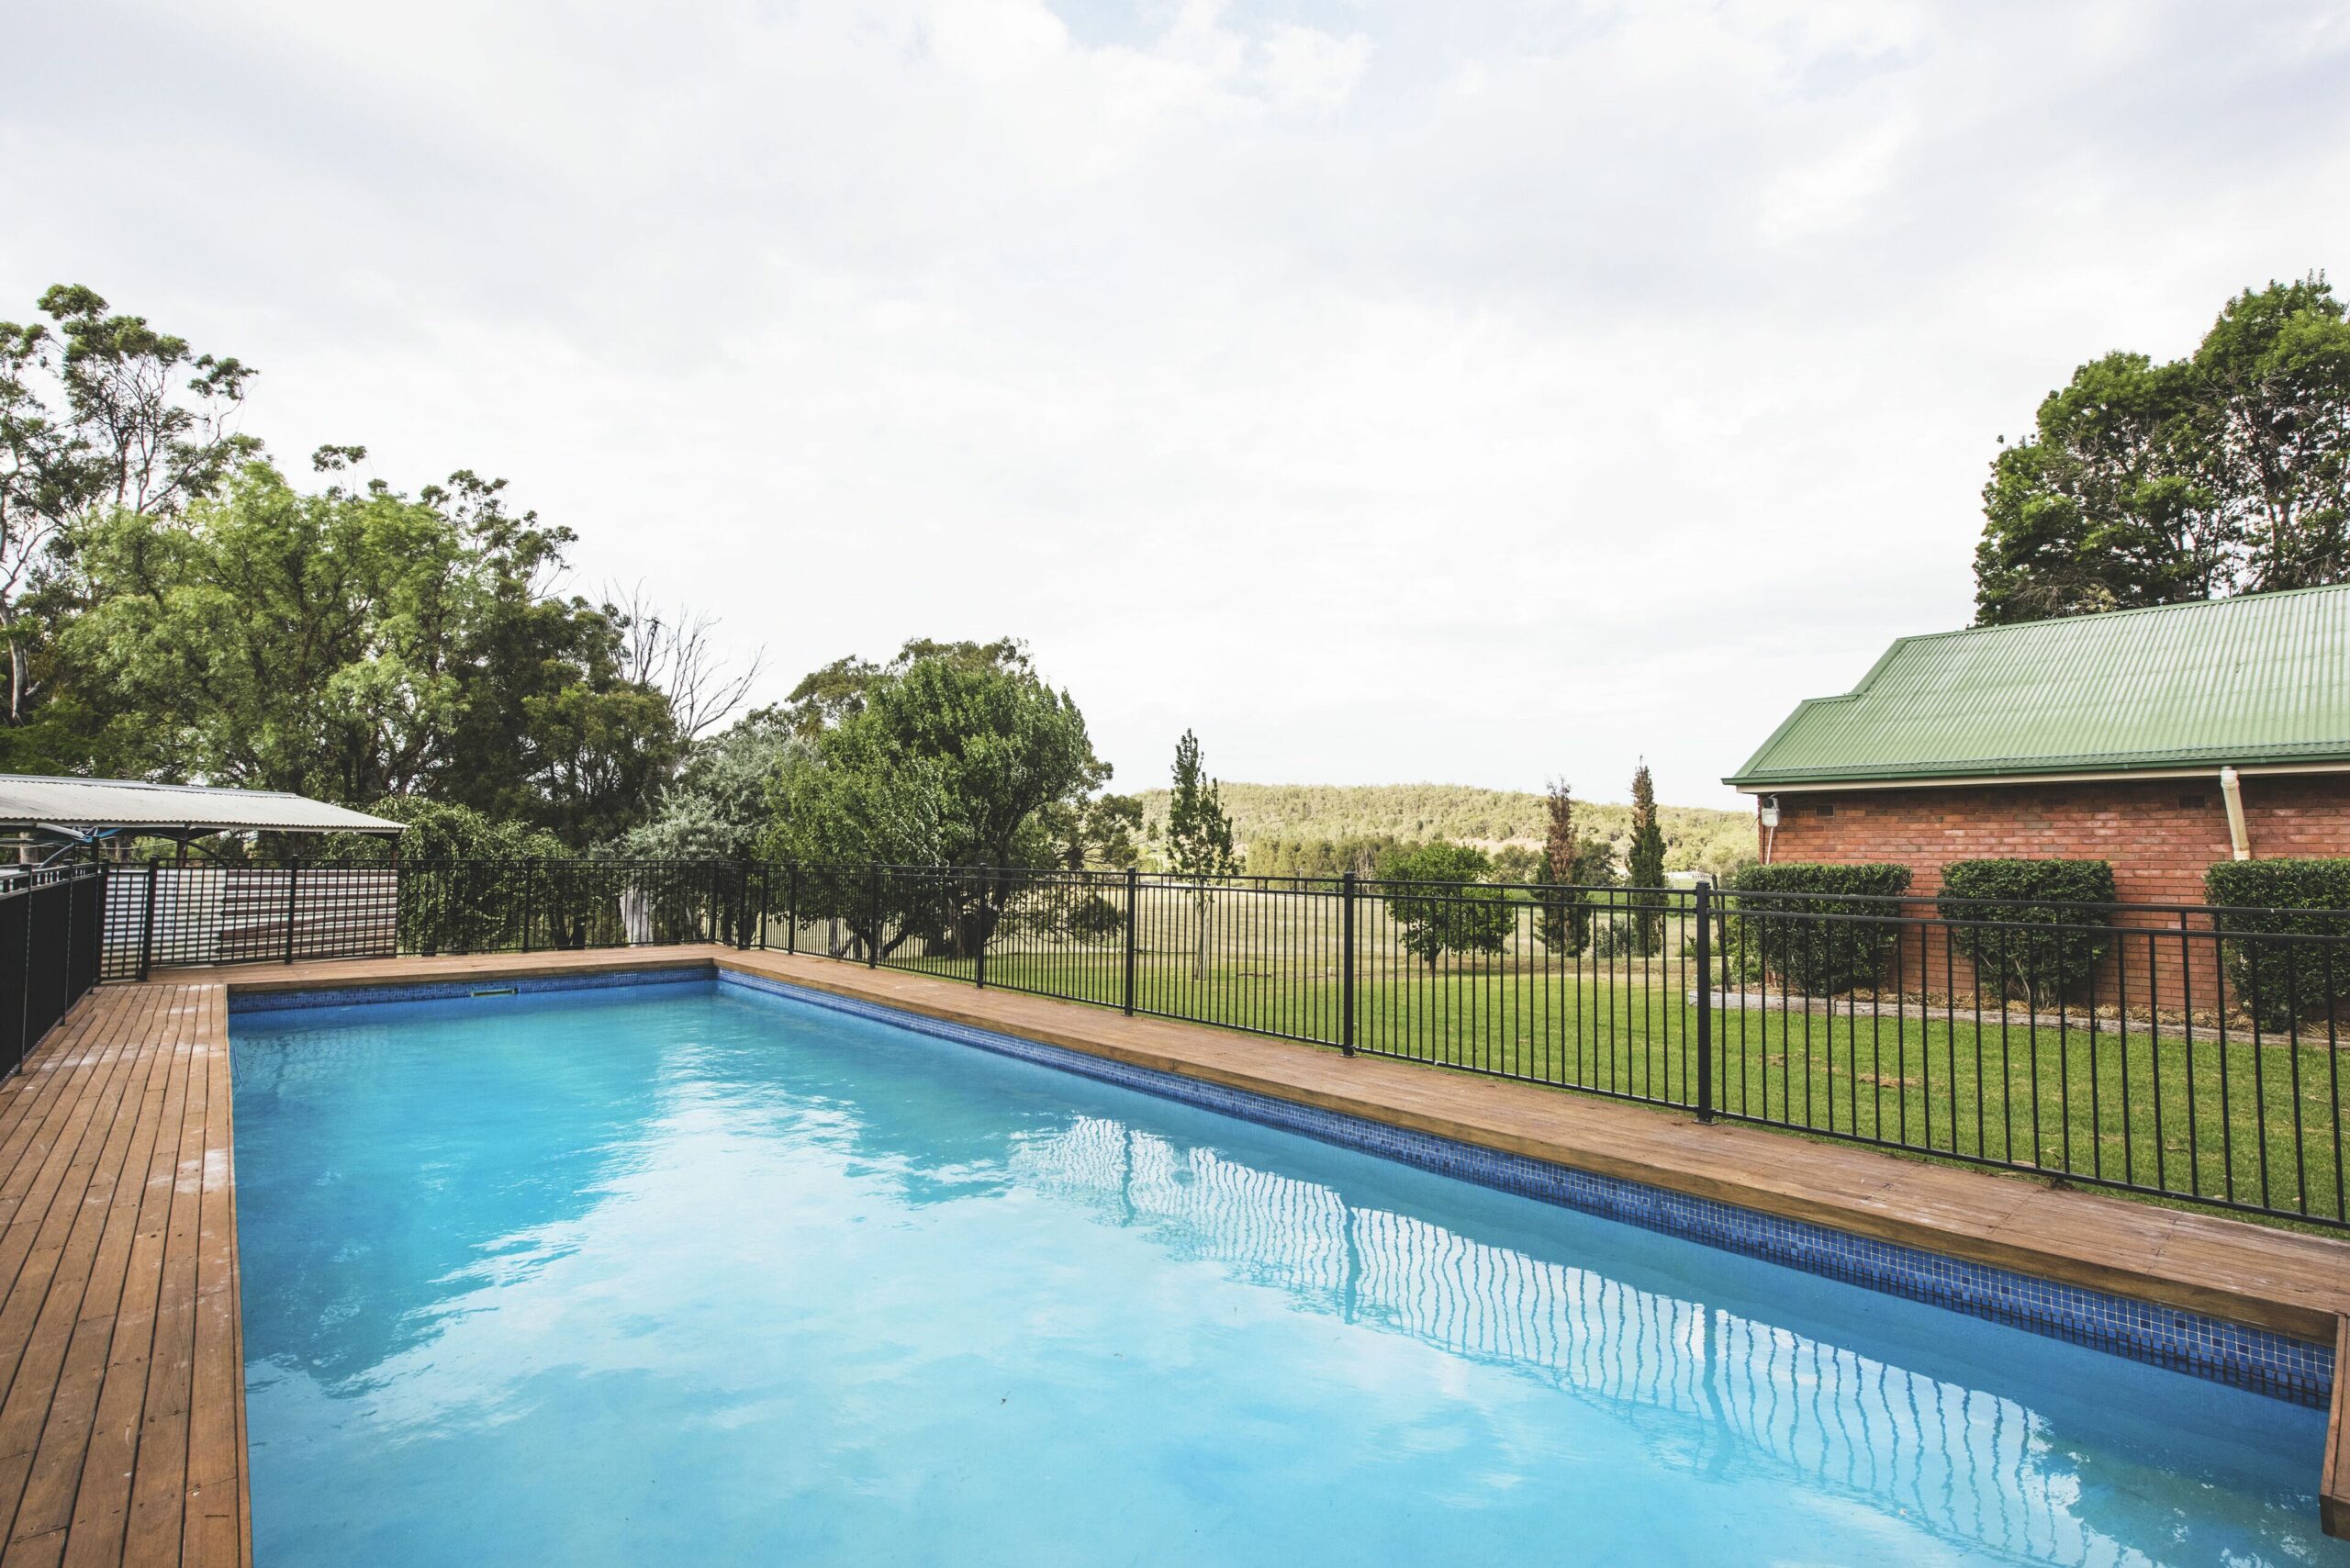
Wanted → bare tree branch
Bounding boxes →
[610,580,768,744]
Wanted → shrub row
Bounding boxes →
[1723,854,2350,1027]
[1935,858,2118,1009]
[1726,862,1913,995]
[2203,859,2350,1029]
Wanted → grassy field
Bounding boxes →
[808,923,2348,1228]
[1129,781,1755,877]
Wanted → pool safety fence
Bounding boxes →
[59,857,2350,1228]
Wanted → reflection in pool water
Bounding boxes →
[231,982,2342,1567]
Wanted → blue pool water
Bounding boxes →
[230,980,2345,1566]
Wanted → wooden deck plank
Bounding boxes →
[0,979,245,1568]
[0,1003,146,1323]
[64,989,199,1568]
[117,991,210,1568]
[0,986,178,1553]
[0,994,158,1504]
[178,987,241,1568]
[49,995,181,1568]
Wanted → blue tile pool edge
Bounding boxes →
[226,967,710,1014]
[223,964,2338,1408]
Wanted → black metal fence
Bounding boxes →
[73,858,2350,1229]
[3,863,106,1080]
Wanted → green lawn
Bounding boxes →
[855,941,2348,1227]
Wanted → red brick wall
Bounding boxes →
[1750,774,2350,1009]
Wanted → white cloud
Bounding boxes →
[6,0,2347,806]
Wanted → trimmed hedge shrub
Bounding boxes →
[1935,858,2116,1007]
[2203,858,2350,1029]
[1727,862,1912,995]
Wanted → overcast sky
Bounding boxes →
[7,1,2347,807]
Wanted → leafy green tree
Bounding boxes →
[1975,274,2350,623]
[1626,763,1668,954]
[1487,844,1543,882]
[615,710,802,861]
[1243,834,1406,881]
[777,637,1032,738]
[316,797,567,863]
[1376,840,1512,966]
[309,797,576,956]
[1035,791,1144,870]
[1,284,257,757]
[1162,730,1238,978]
[763,645,1105,958]
[62,458,679,844]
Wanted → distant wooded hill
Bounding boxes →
[1133,783,1753,877]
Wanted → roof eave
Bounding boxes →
[1726,756,2350,792]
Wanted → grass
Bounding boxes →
[1128,781,1755,876]
[849,936,2349,1229]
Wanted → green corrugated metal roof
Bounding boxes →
[1726,584,2350,787]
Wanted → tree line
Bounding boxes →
[2,285,744,846]
[5,282,1736,910]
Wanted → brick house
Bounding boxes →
[1724,585,2350,1005]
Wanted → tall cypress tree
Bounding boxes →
[1164,729,1237,978]
[1627,763,1668,955]
[1541,779,1575,882]
[1535,778,1590,956]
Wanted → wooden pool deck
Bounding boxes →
[0,983,241,1568]
[18,945,2350,1557]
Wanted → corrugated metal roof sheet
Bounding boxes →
[0,776,405,834]
[1727,584,2350,787]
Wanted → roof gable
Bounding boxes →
[1727,584,2350,787]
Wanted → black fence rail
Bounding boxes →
[771,866,2349,1227]
[72,857,2350,1228]
[4,863,106,1079]
[100,859,753,978]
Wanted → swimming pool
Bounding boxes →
[230,977,2345,1565]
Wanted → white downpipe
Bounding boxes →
[2219,767,2251,860]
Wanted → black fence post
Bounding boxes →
[61,874,76,1002]
[282,861,300,965]
[757,865,770,950]
[1123,867,1138,1015]
[867,866,880,969]
[973,870,989,991]
[139,861,158,982]
[520,860,535,954]
[737,862,751,949]
[787,868,800,956]
[1694,879,1714,1122]
[1341,871,1357,1057]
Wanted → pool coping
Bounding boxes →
[166,946,2350,1533]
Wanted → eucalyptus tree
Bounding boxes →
[0,284,257,758]
[63,456,679,845]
